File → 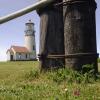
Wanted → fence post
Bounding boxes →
[63,0,98,71]
[37,0,65,70]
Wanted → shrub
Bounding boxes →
[52,68,67,83]
[48,64,98,84]
[25,69,40,80]
[81,64,96,83]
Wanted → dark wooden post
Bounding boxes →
[63,0,98,71]
[37,0,65,69]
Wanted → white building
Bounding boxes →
[6,20,37,61]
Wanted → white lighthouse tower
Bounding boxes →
[25,20,36,60]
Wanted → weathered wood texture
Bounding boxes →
[37,0,65,69]
[63,0,98,71]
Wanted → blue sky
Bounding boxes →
[0,0,100,61]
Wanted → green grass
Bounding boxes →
[0,61,100,100]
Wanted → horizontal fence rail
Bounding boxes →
[38,53,98,59]
[0,0,53,24]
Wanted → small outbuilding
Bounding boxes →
[6,46,36,61]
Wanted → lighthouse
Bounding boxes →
[7,20,37,61]
[25,20,36,60]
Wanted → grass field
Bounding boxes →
[0,61,100,100]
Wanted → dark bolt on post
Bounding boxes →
[63,0,99,72]
[37,0,65,70]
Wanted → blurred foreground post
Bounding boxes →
[63,0,98,72]
[37,0,65,70]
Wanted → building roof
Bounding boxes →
[6,49,13,54]
[11,46,29,53]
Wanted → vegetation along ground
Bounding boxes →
[0,61,100,100]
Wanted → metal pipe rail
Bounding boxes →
[0,0,53,24]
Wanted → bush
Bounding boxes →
[48,64,97,84]
[25,69,40,80]
[51,68,67,83]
